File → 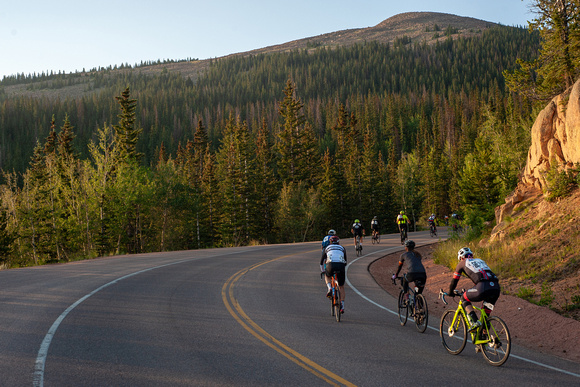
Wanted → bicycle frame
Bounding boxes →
[444,293,495,344]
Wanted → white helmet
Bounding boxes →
[457,247,473,260]
[328,229,336,236]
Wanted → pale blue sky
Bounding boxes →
[1,1,533,79]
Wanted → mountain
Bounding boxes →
[119,12,500,81]
[2,12,499,93]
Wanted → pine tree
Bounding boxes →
[277,79,320,185]
[114,87,143,162]
[504,0,580,100]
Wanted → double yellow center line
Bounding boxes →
[221,254,357,387]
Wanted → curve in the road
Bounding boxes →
[222,251,357,387]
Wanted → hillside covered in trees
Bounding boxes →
[0,14,540,266]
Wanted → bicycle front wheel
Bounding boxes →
[377,234,380,244]
[414,294,428,333]
[334,288,341,322]
[398,291,408,326]
[440,309,467,354]
[481,316,511,366]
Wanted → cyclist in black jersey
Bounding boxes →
[444,247,501,331]
[351,219,365,249]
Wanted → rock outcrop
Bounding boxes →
[494,79,580,233]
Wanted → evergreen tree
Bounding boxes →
[114,87,143,162]
[277,79,320,185]
[505,0,580,100]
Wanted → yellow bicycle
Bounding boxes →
[438,289,511,366]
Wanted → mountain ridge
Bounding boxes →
[2,11,503,93]
[136,11,499,80]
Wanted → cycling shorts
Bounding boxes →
[325,262,346,286]
[403,272,427,294]
[353,229,363,237]
[463,280,501,305]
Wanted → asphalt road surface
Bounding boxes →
[0,230,578,386]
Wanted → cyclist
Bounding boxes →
[428,213,437,233]
[320,235,347,313]
[443,247,501,331]
[371,216,380,239]
[391,239,426,301]
[351,219,365,250]
[321,229,336,250]
[396,211,410,239]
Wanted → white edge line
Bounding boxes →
[345,249,580,379]
[32,246,262,387]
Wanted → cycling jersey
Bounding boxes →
[321,235,332,250]
[352,223,364,236]
[397,214,409,224]
[397,251,427,294]
[371,219,379,230]
[321,244,347,265]
[449,257,500,306]
[399,251,426,274]
[321,244,347,286]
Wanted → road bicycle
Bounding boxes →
[392,275,428,333]
[399,226,407,245]
[355,235,363,256]
[429,222,437,237]
[322,271,342,322]
[371,230,380,244]
[438,289,511,366]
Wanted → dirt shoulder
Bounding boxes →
[368,244,580,364]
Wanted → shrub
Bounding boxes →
[517,286,535,300]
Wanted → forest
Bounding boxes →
[0,25,540,266]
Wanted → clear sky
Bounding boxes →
[1,1,534,79]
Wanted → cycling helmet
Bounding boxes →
[328,229,336,236]
[354,219,360,223]
[329,236,340,244]
[404,239,415,249]
[431,213,435,217]
[400,211,404,215]
[457,247,473,260]
[373,216,377,219]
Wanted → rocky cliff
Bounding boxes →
[494,79,580,230]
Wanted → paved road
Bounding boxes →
[0,230,578,386]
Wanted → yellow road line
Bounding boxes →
[222,253,357,387]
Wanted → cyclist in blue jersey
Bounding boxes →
[321,229,336,250]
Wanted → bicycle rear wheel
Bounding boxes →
[334,287,341,322]
[481,316,511,366]
[398,291,408,326]
[440,309,467,354]
[414,294,428,333]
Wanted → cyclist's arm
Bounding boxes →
[394,261,403,277]
[448,261,465,294]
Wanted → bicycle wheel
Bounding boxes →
[371,233,376,244]
[334,287,341,322]
[398,291,408,326]
[414,294,428,333]
[481,316,511,366]
[377,234,380,244]
[440,309,467,354]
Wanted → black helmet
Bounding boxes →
[404,239,415,249]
